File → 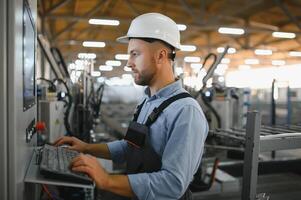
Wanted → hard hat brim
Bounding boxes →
[116,35,181,50]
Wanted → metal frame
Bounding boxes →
[241,111,301,200]
[0,0,8,199]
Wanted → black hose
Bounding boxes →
[201,93,222,129]
[194,53,217,99]
[37,77,56,92]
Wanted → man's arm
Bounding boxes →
[84,143,111,159]
[54,136,112,159]
[105,175,134,197]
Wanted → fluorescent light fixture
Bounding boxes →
[218,77,225,82]
[68,63,76,70]
[91,71,101,77]
[272,60,285,66]
[99,65,113,71]
[255,49,272,55]
[217,64,228,70]
[82,41,105,48]
[238,65,251,70]
[272,31,296,39]
[75,65,85,71]
[122,74,133,80]
[177,24,187,31]
[78,53,96,59]
[105,60,121,66]
[245,59,259,65]
[88,19,120,26]
[217,47,236,54]
[218,27,245,35]
[221,58,230,64]
[75,59,84,65]
[180,45,196,52]
[289,51,301,57]
[115,54,130,60]
[124,66,132,72]
[184,56,201,63]
[190,63,203,69]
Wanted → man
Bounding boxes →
[55,13,208,200]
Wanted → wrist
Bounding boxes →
[82,143,89,153]
[96,172,111,190]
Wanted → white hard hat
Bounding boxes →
[117,13,181,50]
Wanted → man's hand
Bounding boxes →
[71,154,109,189]
[71,154,134,197]
[53,136,88,153]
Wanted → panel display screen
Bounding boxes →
[23,1,36,111]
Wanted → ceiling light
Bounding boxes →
[177,24,187,31]
[88,19,120,26]
[91,71,101,77]
[68,63,76,70]
[105,60,121,66]
[217,64,228,70]
[122,74,133,80]
[221,58,230,64]
[217,47,236,54]
[289,51,301,57]
[99,65,113,71]
[180,45,197,52]
[124,66,132,72]
[238,65,251,70]
[75,59,84,65]
[82,41,105,48]
[272,31,296,39]
[218,27,245,35]
[245,59,259,65]
[115,54,130,60]
[184,56,201,63]
[218,77,225,82]
[190,63,203,69]
[272,60,285,66]
[255,49,272,55]
[78,53,96,59]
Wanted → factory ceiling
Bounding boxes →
[38,0,301,78]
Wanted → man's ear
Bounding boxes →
[157,48,168,64]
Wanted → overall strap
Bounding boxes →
[145,92,192,126]
[133,99,146,122]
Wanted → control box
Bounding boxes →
[39,101,66,143]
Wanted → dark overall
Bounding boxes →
[124,93,193,200]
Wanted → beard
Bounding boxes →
[133,68,156,86]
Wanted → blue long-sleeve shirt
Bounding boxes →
[107,80,208,200]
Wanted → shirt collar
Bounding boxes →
[144,79,182,99]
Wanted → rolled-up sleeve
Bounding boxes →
[127,105,208,200]
[107,140,128,164]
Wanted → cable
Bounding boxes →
[195,53,217,99]
[42,184,55,200]
[37,77,56,92]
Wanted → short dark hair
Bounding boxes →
[129,37,176,61]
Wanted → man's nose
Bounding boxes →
[126,59,133,69]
